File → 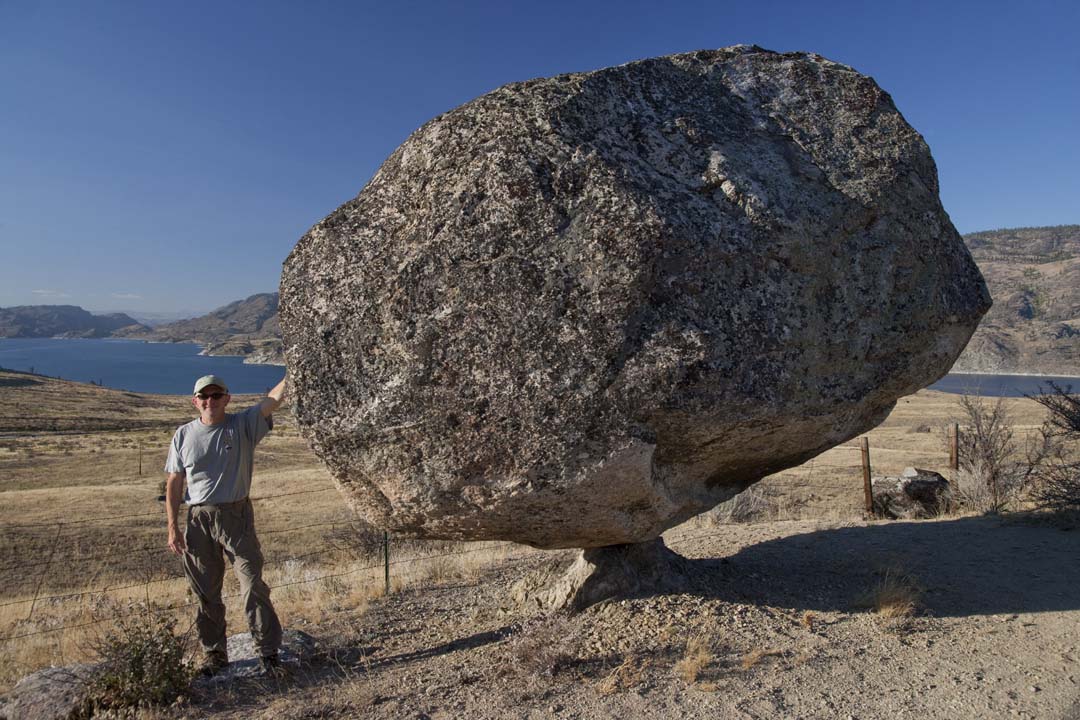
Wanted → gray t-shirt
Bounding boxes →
[164,404,273,505]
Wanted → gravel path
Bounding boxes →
[192,515,1080,719]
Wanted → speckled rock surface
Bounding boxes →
[280,46,989,548]
[0,664,94,720]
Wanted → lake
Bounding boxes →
[0,338,1076,397]
[928,372,1078,398]
[0,338,285,395]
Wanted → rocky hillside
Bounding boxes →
[953,225,1080,375]
[122,292,284,364]
[0,305,144,338]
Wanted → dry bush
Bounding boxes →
[596,654,650,695]
[321,521,387,561]
[856,567,921,621]
[952,458,1015,513]
[1028,383,1080,513]
[949,394,1047,513]
[1030,459,1080,514]
[76,602,195,716]
[709,485,774,524]
[674,636,712,683]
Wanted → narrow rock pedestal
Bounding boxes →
[513,537,691,612]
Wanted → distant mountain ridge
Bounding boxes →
[122,292,284,364]
[0,305,145,338]
[954,225,1080,375]
[5,225,1077,374]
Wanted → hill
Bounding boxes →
[954,225,1080,375]
[123,292,284,364]
[159,226,1078,375]
[14,224,1074,374]
[0,305,145,338]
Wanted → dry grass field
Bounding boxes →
[2,368,1078,719]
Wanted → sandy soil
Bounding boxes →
[185,513,1080,720]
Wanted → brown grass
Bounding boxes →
[596,654,650,695]
[0,370,1056,692]
[674,635,713,683]
[857,567,922,621]
[740,647,784,670]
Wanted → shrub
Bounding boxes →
[674,636,712,682]
[79,603,195,715]
[709,485,773,523]
[856,566,922,630]
[951,394,1046,512]
[1028,382,1080,513]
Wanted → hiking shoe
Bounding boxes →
[259,654,286,678]
[199,656,229,677]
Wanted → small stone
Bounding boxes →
[871,468,951,519]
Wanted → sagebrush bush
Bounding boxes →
[79,604,195,715]
[950,394,1046,512]
[1030,458,1080,513]
[1029,383,1080,514]
[709,485,773,524]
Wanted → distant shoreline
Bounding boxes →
[0,335,286,368]
[3,337,1076,378]
[945,370,1080,380]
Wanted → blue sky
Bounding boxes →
[1,0,1076,315]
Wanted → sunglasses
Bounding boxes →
[196,392,227,400]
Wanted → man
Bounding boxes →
[165,373,288,677]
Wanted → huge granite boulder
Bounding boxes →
[280,46,990,550]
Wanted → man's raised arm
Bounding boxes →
[259,374,288,418]
[166,471,187,555]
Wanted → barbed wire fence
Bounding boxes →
[0,433,958,652]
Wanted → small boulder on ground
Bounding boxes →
[872,467,952,519]
[0,631,319,719]
[0,664,95,720]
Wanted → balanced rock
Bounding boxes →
[280,46,989,549]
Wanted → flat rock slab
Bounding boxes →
[281,45,989,549]
[194,629,319,687]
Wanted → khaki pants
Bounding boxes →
[182,498,282,661]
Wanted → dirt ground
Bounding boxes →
[181,513,1080,720]
[3,370,1079,718]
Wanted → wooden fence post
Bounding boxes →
[383,531,391,596]
[949,422,959,472]
[861,436,873,516]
